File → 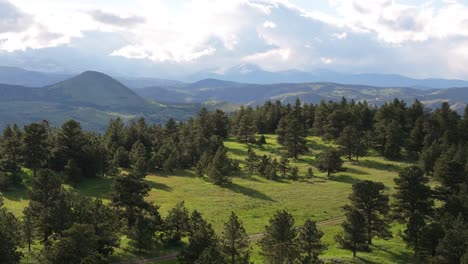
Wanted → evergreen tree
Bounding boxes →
[281,115,308,159]
[335,208,368,258]
[258,210,298,264]
[289,166,299,181]
[221,212,250,264]
[348,180,391,245]
[278,154,290,178]
[337,126,359,161]
[22,122,49,177]
[0,198,22,263]
[53,120,86,169]
[393,166,434,253]
[257,155,271,177]
[196,152,211,177]
[296,219,326,264]
[434,152,466,195]
[22,206,34,252]
[316,148,343,177]
[306,167,314,179]
[179,211,219,264]
[111,173,151,229]
[419,222,445,257]
[207,146,232,185]
[63,159,82,183]
[236,107,256,144]
[26,169,70,245]
[195,246,226,264]
[164,201,190,243]
[0,124,23,188]
[276,117,288,146]
[130,141,148,178]
[436,215,468,264]
[244,146,258,176]
[43,223,102,264]
[384,120,402,159]
[128,205,162,252]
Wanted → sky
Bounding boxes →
[1,0,468,79]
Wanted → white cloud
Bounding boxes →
[263,20,277,28]
[1,0,468,79]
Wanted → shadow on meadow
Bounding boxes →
[73,177,113,199]
[357,160,402,173]
[223,182,275,202]
[328,174,360,184]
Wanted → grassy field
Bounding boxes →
[1,134,419,263]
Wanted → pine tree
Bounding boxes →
[221,212,250,264]
[111,173,151,229]
[393,166,434,253]
[196,152,211,177]
[296,219,326,264]
[383,120,402,159]
[22,122,50,177]
[22,207,34,252]
[244,146,258,176]
[128,205,162,252]
[419,222,445,257]
[63,159,83,183]
[207,146,232,185]
[258,210,298,263]
[26,169,70,245]
[130,141,148,178]
[0,124,23,188]
[257,155,271,177]
[335,208,368,258]
[347,180,391,245]
[282,115,308,159]
[316,148,343,177]
[306,167,314,179]
[43,223,101,264]
[337,126,359,161]
[164,201,190,243]
[436,215,468,264]
[236,107,256,144]
[179,211,219,264]
[278,154,290,178]
[257,135,267,146]
[0,199,22,263]
[289,166,299,181]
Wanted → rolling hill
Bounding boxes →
[0,71,198,131]
[135,79,468,112]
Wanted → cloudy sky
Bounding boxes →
[1,0,468,79]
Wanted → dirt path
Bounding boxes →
[114,215,345,264]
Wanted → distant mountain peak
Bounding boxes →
[225,63,263,75]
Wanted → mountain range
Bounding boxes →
[0,66,467,131]
[3,65,468,89]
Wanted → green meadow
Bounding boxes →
[1,134,418,263]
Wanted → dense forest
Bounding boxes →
[0,98,467,263]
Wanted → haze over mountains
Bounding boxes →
[1,66,468,131]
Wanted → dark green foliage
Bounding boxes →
[179,211,219,264]
[337,126,360,161]
[0,124,23,189]
[244,146,258,176]
[436,215,468,264]
[22,121,49,177]
[278,154,289,178]
[207,146,233,185]
[111,173,151,229]
[0,199,22,264]
[296,219,326,264]
[164,201,190,244]
[43,223,103,264]
[393,166,434,253]
[130,141,149,178]
[22,207,34,252]
[419,222,445,257]
[257,155,271,177]
[316,148,343,177]
[348,180,391,245]
[26,169,71,245]
[128,205,162,252]
[63,159,82,183]
[289,166,299,181]
[235,106,256,144]
[221,212,250,264]
[258,210,298,263]
[257,135,267,146]
[276,112,308,159]
[335,208,368,258]
[306,167,314,179]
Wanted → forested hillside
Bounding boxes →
[0,98,467,263]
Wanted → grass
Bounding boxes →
[1,134,419,263]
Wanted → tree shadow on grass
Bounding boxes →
[358,160,401,173]
[74,177,113,200]
[223,182,275,202]
[1,186,29,201]
[355,256,379,264]
[146,180,173,192]
[328,174,360,184]
[371,244,415,264]
[345,167,370,175]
